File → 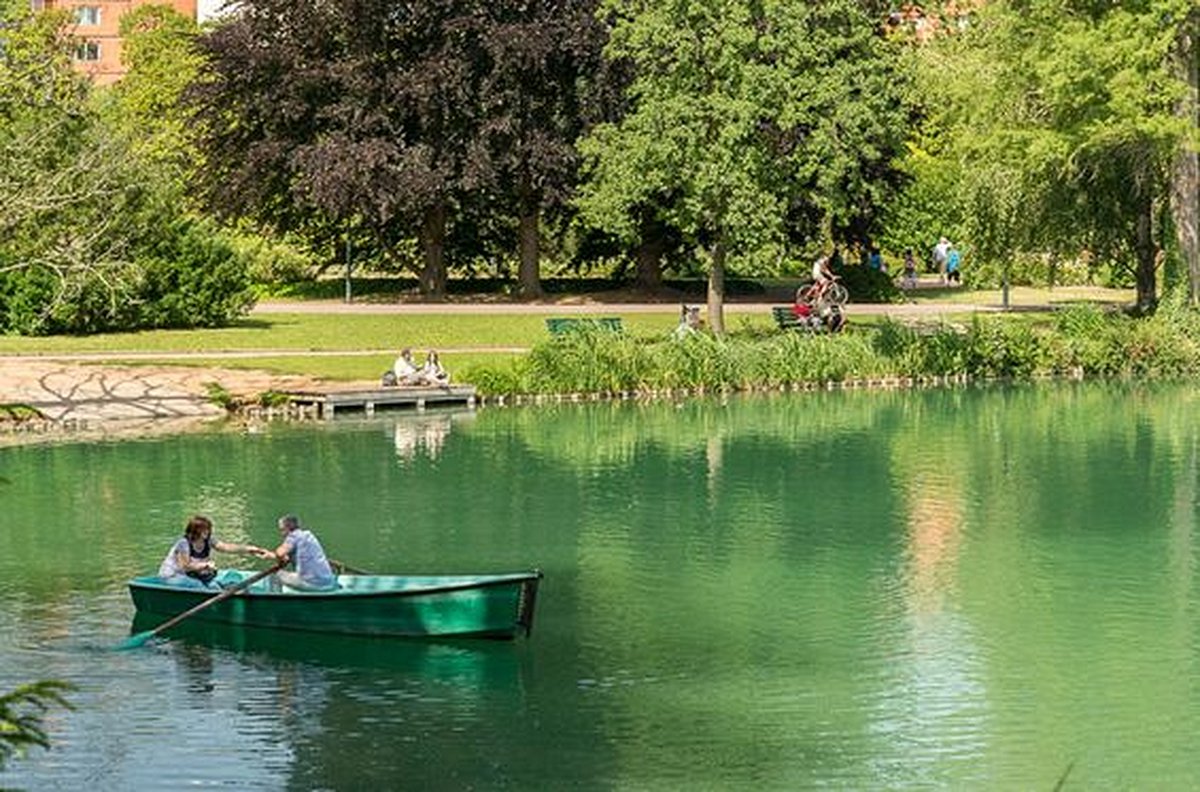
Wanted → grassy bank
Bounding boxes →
[462,301,1200,397]
[0,285,1139,389]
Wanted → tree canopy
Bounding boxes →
[576,0,910,332]
[907,0,1199,310]
[190,0,609,298]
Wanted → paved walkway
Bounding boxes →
[0,361,323,424]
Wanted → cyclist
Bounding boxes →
[812,255,834,290]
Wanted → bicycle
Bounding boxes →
[797,274,848,308]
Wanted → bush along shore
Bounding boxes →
[460,300,1200,401]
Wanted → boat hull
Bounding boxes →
[128,570,542,640]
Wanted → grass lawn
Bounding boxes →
[0,284,1132,381]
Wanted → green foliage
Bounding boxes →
[577,0,911,289]
[257,390,290,408]
[0,680,74,769]
[107,4,202,180]
[228,231,315,285]
[466,307,1200,397]
[134,220,254,329]
[964,316,1044,379]
[458,360,530,397]
[0,218,253,335]
[836,264,902,304]
[0,4,254,336]
[903,0,1193,304]
[204,382,234,409]
[0,403,42,421]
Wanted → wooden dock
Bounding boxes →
[284,385,477,418]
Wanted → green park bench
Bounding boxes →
[772,305,808,332]
[545,317,624,335]
[772,304,847,334]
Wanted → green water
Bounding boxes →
[2,382,1199,790]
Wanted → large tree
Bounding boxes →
[190,0,478,297]
[471,0,611,297]
[576,0,909,333]
[916,0,1197,312]
[0,2,252,334]
[191,0,607,299]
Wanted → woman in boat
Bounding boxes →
[266,514,339,591]
[157,515,267,588]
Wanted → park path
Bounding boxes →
[0,294,1011,429]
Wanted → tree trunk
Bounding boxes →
[419,201,447,299]
[1172,9,1200,305]
[1135,197,1158,313]
[706,234,726,335]
[634,237,664,291]
[634,210,665,291]
[517,173,543,299]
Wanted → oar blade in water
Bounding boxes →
[115,630,157,651]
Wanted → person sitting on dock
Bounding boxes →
[382,348,423,387]
[422,349,450,386]
[264,514,339,591]
[158,515,267,588]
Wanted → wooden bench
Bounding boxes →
[545,317,624,335]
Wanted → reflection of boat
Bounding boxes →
[128,570,543,639]
[132,613,521,680]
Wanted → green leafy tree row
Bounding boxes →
[187,0,909,318]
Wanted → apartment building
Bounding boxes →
[30,0,199,85]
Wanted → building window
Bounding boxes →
[74,41,101,62]
[74,6,102,26]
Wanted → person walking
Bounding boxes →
[932,237,951,284]
[946,245,962,286]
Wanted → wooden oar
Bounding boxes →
[117,560,284,650]
[330,559,370,575]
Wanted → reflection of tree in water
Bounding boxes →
[393,414,455,463]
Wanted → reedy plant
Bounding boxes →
[467,306,1200,398]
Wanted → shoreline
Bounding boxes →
[0,289,1129,440]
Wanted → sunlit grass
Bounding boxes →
[0,312,685,355]
[103,352,523,382]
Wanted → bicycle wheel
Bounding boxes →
[826,282,849,306]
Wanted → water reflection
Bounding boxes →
[868,443,989,783]
[392,412,470,462]
[8,385,1200,788]
[131,613,519,681]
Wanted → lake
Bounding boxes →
[1,382,1198,789]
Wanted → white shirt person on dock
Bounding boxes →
[393,348,423,384]
[382,347,423,386]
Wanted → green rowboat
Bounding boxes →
[127,569,543,640]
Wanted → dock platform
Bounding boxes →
[285,385,476,418]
